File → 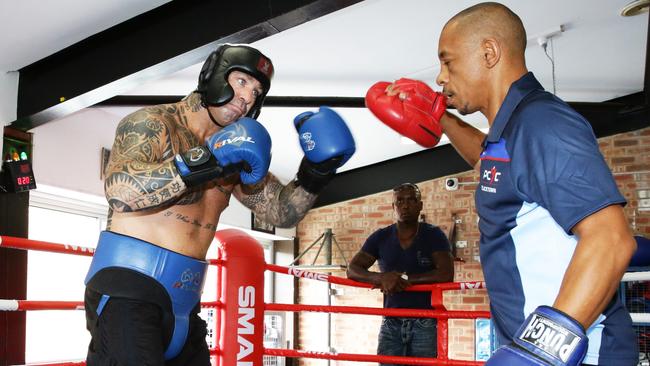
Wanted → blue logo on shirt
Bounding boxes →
[480,138,510,194]
[480,138,511,162]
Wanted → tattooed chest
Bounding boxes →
[167,185,231,223]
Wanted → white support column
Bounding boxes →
[0,71,18,126]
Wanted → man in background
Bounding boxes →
[347,183,454,365]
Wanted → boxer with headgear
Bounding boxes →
[84,43,356,365]
[197,44,273,122]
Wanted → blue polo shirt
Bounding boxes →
[362,223,450,309]
[476,72,636,365]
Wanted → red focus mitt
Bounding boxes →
[365,78,447,148]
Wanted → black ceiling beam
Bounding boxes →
[96,92,648,208]
[97,95,367,108]
[571,95,648,138]
[314,144,472,208]
[98,92,643,208]
[96,93,647,137]
[11,0,362,131]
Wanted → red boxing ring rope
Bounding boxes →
[265,303,490,319]
[0,235,95,256]
[0,233,489,366]
[0,300,84,311]
[264,349,484,366]
[265,263,486,292]
[18,362,86,366]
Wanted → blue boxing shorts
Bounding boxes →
[84,231,209,364]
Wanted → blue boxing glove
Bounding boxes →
[174,118,272,186]
[486,306,588,366]
[293,106,356,193]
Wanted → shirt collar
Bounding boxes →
[483,72,544,146]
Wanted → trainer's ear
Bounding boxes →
[482,38,500,69]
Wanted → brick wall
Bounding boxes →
[293,126,650,366]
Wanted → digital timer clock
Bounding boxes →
[1,160,37,193]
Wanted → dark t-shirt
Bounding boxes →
[361,222,450,309]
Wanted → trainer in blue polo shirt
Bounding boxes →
[474,70,638,365]
[432,4,637,366]
[347,183,454,364]
[366,3,638,365]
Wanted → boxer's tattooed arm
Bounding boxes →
[106,209,113,230]
[104,107,201,212]
[234,173,317,228]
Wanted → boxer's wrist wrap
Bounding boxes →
[295,157,336,194]
[174,146,229,187]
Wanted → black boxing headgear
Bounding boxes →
[197,44,274,119]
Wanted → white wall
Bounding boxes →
[1,70,18,189]
[31,107,121,196]
[0,71,18,126]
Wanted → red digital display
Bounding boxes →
[2,160,36,192]
[17,176,31,185]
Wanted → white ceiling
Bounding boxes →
[2,0,647,183]
[0,0,172,72]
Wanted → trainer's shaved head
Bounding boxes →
[436,2,529,119]
[446,2,527,58]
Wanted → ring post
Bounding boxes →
[214,229,266,366]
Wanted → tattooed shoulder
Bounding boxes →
[104,104,192,212]
[113,108,172,153]
[112,104,199,162]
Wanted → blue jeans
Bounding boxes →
[377,317,437,366]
